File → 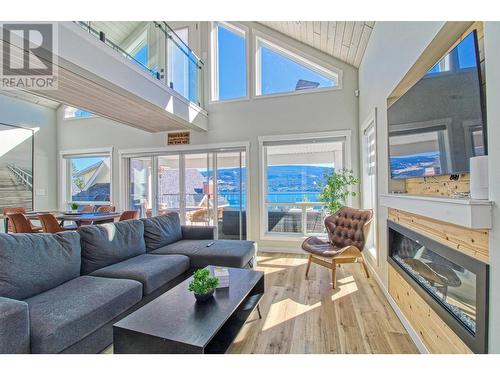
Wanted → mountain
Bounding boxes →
[206,165,334,193]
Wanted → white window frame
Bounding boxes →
[59,147,113,210]
[254,32,343,98]
[361,109,379,265]
[210,21,250,103]
[258,130,352,241]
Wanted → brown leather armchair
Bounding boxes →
[301,206,373,289]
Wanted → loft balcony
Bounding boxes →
[4,21,208,133]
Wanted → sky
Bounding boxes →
[72,157,104,172]
[217,24,334,100]
[427,31,477,74]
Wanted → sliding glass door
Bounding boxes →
[157,155,180,216]
[183,153,214,227]
[126,148,246,240]
[216,151,246,240]
[129,157,152,217]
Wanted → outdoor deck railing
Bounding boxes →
[76,21,205,107]
[7,164,33,191]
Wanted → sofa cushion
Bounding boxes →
[90,254,190,295]
[150,239,256,268]
[0,297,30,354]
[0,232,81,300]
[141,213,183,252]
[78,220,146,274]
[25,275,142,354]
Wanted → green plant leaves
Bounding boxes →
[188,268,219,294]
[318,169,359,214]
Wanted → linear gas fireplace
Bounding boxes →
[388,220,489,353]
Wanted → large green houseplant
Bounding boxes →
[318,169,359,214]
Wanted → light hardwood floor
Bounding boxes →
[104,252,418,354]
[227,252,418,354]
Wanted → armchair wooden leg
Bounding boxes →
[361,258,370,278]
[305,254,312,279]
[331,260,337,289]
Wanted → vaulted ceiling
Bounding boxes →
[259,22,375,68]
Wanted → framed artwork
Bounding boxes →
[0,122,34,212]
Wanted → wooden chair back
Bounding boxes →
[3,207,27,232]
[81,205,95,212]
[38,213,62,233]
[119,210,140,221]
[97,205,116,213]
[7,213,33,233]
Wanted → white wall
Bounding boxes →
[483,21,500,353]
[0,94,58,226]
[56,21,360,250]
[358,22,445,285]
[359,21,500,353]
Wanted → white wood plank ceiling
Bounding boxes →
[259,21,374,68]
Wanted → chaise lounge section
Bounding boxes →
[0,213,257,354]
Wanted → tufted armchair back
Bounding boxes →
[325,207,373,251]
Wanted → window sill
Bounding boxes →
[254,85,342,101]
[261,233,328,242]
[209,96,250,105]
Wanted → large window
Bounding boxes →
[260,134,346,237]
[361,116,377,261]
[256,37,339,96]
[211,22,247,101]
[62,152,112,207]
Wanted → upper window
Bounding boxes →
[64,106,93,119]
[256,37,339,96]
[211,22,247,101]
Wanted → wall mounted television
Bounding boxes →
[388,31,487,180]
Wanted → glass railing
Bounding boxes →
[76,21,205,108]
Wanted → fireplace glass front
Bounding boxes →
[389,225,477,334]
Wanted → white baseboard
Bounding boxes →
[365,261,429,354]
[257,246,304,254]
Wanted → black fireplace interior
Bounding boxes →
[388,220,488,353]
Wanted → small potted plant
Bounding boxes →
[188,268,219,303]
[70,202,79,213]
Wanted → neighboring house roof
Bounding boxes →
[73,160,109,193]
[73,160,103,177]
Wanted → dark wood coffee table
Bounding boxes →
[113,266,264,354]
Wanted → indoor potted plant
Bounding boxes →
[69,202,79,213]
[318,169,359,214]
[188,268,219,303]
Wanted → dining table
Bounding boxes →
[2,211,122,232]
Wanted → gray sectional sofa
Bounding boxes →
[0,213,256,354]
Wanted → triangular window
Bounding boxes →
[256,37,340,96]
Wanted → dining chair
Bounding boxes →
[3,207,42,233]
[119,210,140,221]
[301,206,374,289]
[81,205,95,212]
[38,213,77,233]
[97,205,116,213]
[7,213,35,233]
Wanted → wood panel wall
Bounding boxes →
[388,265,473,354]
[399,22,485,197]
[388,208,489,263]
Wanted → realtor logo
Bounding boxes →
[0,22,58,90]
